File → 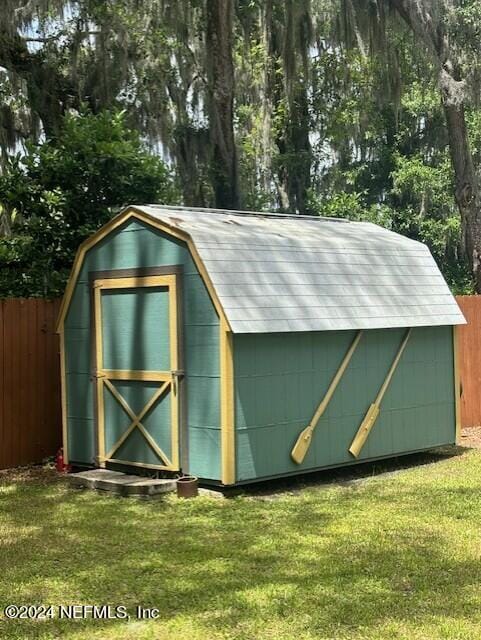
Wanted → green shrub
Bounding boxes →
[0,110,178,297]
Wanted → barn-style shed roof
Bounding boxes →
[58,204,465,334]
[135,205,465,333]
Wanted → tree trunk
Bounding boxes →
[0,30,73,139]
[264,0,290,210]
[174,124,210,207]
[284,81,312,213]
[442,88,481,289]
[265,0,312,214]
[205,0,239,209]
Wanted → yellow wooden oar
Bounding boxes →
[349,328,412,458]
[291,330,363,464]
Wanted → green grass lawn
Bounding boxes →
[2,448,481,640]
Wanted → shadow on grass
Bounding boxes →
[234,443,469,497]
[0,445,480,639]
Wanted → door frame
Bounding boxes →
[90,266,184,472]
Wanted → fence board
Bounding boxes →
[0,299,62,470]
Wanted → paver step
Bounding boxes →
[69,469,176,497]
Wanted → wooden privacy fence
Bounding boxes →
[0,299,62,470]
[456,296,481,428]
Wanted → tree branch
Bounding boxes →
[0,29,74,136]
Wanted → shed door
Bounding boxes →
[93,275,180,471]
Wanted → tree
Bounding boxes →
[276,0,313,213]
[260,0,314,213]
[1,0,480,294]
[386,0,481,289]
[341,0,481,289]
[0,0,318,212]
[0,110,177,297]
[0,0,240,209]
[205,0,239,209]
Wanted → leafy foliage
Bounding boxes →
[0,110,177,297]
[1,0,481,293]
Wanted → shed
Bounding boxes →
[57,205,465,485]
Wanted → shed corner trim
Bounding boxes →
[220,317,235,485]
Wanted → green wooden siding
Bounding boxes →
[234,326,455,482]
[64,219,221,480]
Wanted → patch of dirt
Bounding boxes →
[243,448,462,499]
[460,426,481,449]
[0,463,63,486]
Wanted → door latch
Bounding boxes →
[90,371,106,381]
[171,370,185,395]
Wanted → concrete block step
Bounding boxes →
[69,469,176,497]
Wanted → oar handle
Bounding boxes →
[375,328,411,405]
[310,330,363,429]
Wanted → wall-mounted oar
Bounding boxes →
[349,328,412,458]
[291,330,363,464]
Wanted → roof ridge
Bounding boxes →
[146,204,351,223]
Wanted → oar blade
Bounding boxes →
[349,403,380,458]
[291,426,313,464]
